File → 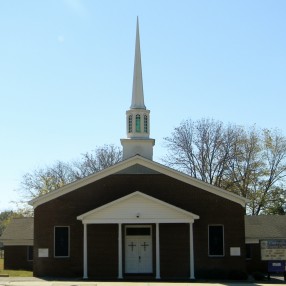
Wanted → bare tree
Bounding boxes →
[164,119,286,215]
[163,118,239,187]
[72,145,122,178]
[21,161,74,200]
[19,144,122,203]
[255,129,286,214]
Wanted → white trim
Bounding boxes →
[189,223,195,279]
[245,238,260,244]
[77,191,199,223]
[30,156,248,209]
[246,237,286,243]
[118,224,123,279]
[80,218,195,224]
[83,224,88,279]
[54,226,70,258]
[0,239,33,246]
[156,223,160,279]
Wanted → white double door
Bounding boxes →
[125,236,152,274]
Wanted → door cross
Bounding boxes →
[128,241,136,251]
[141,242,149,251]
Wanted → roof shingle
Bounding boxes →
[245,215,286,239]
[0,217,33,242]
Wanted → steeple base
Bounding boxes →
[121,138,155,160]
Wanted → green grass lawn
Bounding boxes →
[0,258,33,277]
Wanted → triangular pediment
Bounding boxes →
[77,191,199,224]
[30,155,248,208]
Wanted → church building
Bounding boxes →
[30,19,248,280]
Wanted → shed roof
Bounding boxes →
[0,217,34,246]
[245,215,286,242]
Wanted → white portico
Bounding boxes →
[77,191,199,280]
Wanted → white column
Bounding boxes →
[189,222,195,280]
[118,223,123,279]
[83,223,88,279]
[156,223,160,279]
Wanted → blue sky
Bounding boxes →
[1,0,286,211]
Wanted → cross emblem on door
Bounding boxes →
[141,242,149,251]
[128,242,136,251]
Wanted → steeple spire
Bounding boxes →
[131,17,145,109]
[121,18,155,160]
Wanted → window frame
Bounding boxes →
[246,244,252,260]
[135,114,141,132]
[27,245,33,261]
[54,226,70,258]
[125,225,152,237]
[208,224,224,257]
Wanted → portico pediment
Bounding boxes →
[77,191,199,224]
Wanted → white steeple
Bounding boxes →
[131,17,146,109]
[121,18,155,160]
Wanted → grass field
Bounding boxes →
[0,258,33,277]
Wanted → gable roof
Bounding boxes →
[77,191,199,224]
[30,155,248,208]
[245,215,286,243]
[0,217,34,246]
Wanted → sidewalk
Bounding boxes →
[0,277,285,286]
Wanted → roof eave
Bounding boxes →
[30,155,248,208]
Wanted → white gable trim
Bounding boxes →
[0,239,33,246]
[245,238,259,244]
[77,191,199,224]
[30,155,248,208]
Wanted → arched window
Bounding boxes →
[136,114,141,132]
[144,115,148,133]
[128,115,133,133]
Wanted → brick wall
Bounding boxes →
[33,173,246,278]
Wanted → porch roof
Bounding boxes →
[77,191,199,224]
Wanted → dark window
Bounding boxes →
[126,227,151,236]
[246,244,252,259]
[209,225,224,256]
[54,226,69,257]
[27,246,33,261]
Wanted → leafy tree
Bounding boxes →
[164,118,286,215]
[0,211,23,236]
